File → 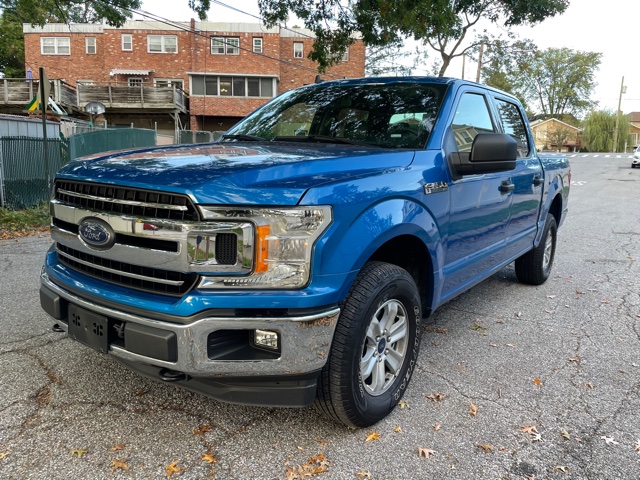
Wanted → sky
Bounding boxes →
[138,0,640,114]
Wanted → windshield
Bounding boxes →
[223,82,447,149]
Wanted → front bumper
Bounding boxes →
[40,271,340,406]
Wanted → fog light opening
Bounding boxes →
[253,329,279,351]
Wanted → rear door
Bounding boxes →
[491,96,543,258]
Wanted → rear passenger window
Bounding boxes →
[451,93,495,152]
[495,99,530,157]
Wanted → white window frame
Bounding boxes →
[190,75,276,98]
[154,78,184,90]
[253,37,263,54]
[121,34,132,51]
[293,42,304,59]
[85,37,96,55]
[128,78,143,87]
[147,35,178,54]
[41,37,70,55]
[211,37,240,55]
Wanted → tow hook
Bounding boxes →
[159,369,189,382]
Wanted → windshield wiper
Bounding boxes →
[273,135,366,146]
[220,134,265,142]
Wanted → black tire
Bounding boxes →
[515,215,557,285]
[315,261,422,427]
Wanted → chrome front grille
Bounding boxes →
[54,180,199,222]
[57,244,198,296]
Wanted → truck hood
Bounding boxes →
[57,143,415,205]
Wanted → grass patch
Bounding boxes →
[0,203,50,239]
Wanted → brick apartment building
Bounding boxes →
[22,20,365,134]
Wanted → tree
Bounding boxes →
[520,48,601,117]
[0,0,140,77]
[365,41,428,77]
[582,110,630,153]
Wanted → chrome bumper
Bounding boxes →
[41,271,340,377]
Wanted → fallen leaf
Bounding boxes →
[435,327,448,335]
[433,422,442,431]
[111,459,130,473]
[166,460,186,477]
[635,440,640,453]
[576,290,585,294]
[470,324,487,331]
[561,430,571,440]
[365,432,380,442]
[568,357,580,363]
[520,425,538,435]
[111,443,125,451]
[601,299,610,304]
[398,400,409,409]
[553,466,570,473]
[316,438,328,446]
[426,392,445,401]
[418,447,436,458]
[393,426,402,433]
[355,471,371,479]
[70,449,88,458]
[476,444,494,453]
[585,382,595,389]
[533,377,542,387]
[201,453,218,464]
[531,433,542,442]
[468,402,478,416]
[601,436,619,445]
[0,452,8,459]
[193,425,214,436]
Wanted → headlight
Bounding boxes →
[197,206,332,289]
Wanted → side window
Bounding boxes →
[495,99,530,157]
[451,93,495,152]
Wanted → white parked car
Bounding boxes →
[633,146,640,168]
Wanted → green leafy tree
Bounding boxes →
[190,0,567,72]
[520,48,601,117]
[365,41,429,77]
[582,110,629,152]
[0,0,140,77]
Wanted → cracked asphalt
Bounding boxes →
[1,152,639,479]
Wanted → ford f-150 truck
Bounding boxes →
[40,77,570,427]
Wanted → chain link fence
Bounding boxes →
[176,130,225,144]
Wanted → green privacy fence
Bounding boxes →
[0,137,64,209]
[0,128,157,209]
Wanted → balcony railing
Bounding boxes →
[0,78,187,114]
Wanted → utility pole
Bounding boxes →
[612,76,626,153]
[475,43,484,83]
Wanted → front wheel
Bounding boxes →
[515,215,557,285]
[315,262,422,427]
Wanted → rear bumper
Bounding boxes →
[40,270,340,406]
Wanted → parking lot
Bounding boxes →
[1,153,638,479]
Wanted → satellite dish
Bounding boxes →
[85,101,106,115]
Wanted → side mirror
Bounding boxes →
[450,133,517,176]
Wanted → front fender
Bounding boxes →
[311,198,444,304]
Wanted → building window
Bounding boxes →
[190,75,275,98]
[85,37,96,54]
[293,42,303,59]
[253,37,263,54]
[154,79,184,90]
[128,78,143,87]
[121,34,132,51]
[41,37,70,55]
[77,79,95,85]
[211,37,240,55]
[148,35,178,53]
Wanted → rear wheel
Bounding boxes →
[515,215,557,285]
[315,262,422,427]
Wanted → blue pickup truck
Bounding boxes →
[40,77,570,427]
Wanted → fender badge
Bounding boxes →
[424,182,448,195]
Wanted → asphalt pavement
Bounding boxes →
[0,152,638,479]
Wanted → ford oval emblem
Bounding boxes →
[78,218,115,250]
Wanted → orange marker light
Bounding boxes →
[255,225,270,273]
